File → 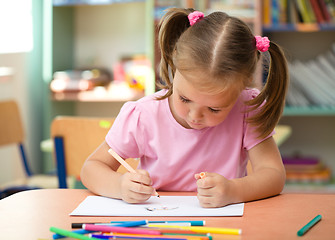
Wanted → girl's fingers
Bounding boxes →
[120,178,153,203]
[126,190,152,203]
[130,170,152,186]
[129,181,154,195]
[121,171,155,202]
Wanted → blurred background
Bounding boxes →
[0,0,335,194]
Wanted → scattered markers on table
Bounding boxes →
[51,219,242,239]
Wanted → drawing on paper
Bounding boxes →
[145,205,179,211]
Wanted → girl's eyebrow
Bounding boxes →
[179,94,191,101]
[212,103,231,109]
[181,94,231,109]
[209,99,234,109]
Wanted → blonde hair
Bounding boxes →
[157,8,289,139]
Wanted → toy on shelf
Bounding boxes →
[113,55,151,92]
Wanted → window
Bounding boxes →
[0,0,33,54]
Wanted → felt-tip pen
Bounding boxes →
[72,220,205,228]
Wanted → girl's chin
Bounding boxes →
[187,121,206,129]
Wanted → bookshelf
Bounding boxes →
[284,106,335,116]
[263,23,335,32]
[261,0,335,192]
[42,0,156,130]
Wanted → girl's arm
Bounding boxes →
[196,136,286,207]
[80,141,155,203]
[231,136,286,202]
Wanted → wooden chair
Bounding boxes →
[0,100,59,198]
[50,116,138,188]
[0,100,31,177]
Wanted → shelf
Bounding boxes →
[283,182,335,194]
[51,82,145,102]
[53,0,144,6]
[263,23,335,32]
[283,106,335,116]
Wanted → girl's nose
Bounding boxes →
[189,108,203,121]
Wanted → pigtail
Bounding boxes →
[157,8,194,98]
[246,41,289,139]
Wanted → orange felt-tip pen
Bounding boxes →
[199,172,206,179]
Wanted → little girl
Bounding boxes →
[81,8,289,208]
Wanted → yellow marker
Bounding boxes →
[147,224,241,235]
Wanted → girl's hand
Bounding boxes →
[195,172,234,208]
[120,169,155,204]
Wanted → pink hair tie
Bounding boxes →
[188,11,204,26]
[255,36,270,52]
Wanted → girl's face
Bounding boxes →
[169,70,242,130]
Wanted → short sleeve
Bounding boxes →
[243,89,275,150]
[105,101,144,159]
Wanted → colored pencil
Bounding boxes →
[95,233,209,240]
[104,233,209,238]
[83,224,162,235]
[148,222,191,226]
[72,220,206,228]
[72,222,151,229]
[151,221,204,226]
[53,229,95,239]
[147,224,242,235]
[75,222,190,228]
[297,214,322,236]
[164,233,212,240]
[108,148,159,197]
[90,234,189,240]
[73,221,204,229]
[50,227,100,240]
[55,220,147,239]
[148,221,205,226]
[147,229,199,234]
[54,220,147,239]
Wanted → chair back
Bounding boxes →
[0,100,32,176]
[51,116,138,188]
[0,100,24,146]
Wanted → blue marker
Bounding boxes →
[54,220,148,239]
[110,220,205,226]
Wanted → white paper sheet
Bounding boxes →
[70,196,244,217]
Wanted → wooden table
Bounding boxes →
[0,189,334,240]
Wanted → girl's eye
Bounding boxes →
[179,96,190,103]
[209,108,221,113]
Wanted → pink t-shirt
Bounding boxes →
[106,89,273,191]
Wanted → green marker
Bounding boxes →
[297,215,322,236]
[50,226,100,240]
